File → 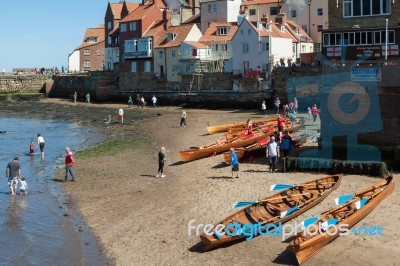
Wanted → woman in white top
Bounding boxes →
[37,133,45,159]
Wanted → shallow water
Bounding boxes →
[0,117,107,265]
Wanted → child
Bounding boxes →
[105,115,112,126]
[19,177,27,195]
[29,140,34,154]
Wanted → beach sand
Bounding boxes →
[2,98,399,265]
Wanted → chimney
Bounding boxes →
[163,8,167,30]
[275,13,286,25]
[237,14,247,26]
[260,13,269,23]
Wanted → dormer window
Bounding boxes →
[280,25,285,32]
[295,28,300,34]
[86,37,98,43]
[217,26,229,36]
[167,33,177,42]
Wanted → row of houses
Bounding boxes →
[68,0,400,89]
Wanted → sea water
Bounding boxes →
[0,117,106,265]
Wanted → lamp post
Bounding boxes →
[308,0,312,36]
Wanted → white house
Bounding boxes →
[200,0,242,33]
[68,50,80,72]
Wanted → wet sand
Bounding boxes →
[2,98,399,265]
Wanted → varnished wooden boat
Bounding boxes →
[287,176,395,264]
[222,132,308,164]
[179,131,268,162]
[200,174,343,251]
[206,117,276,135]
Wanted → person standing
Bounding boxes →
[261,100,267,117]
[128,96,133,108]
[180,110,187,127]
[37,133,45,159]
[86,93,91,104]
[311,104,320,126]
[277,114,286,133]
[6,157,21,195]
[307,107,312,119]
[140,96,145,108]
[19,177,28,195]
[118,108,124,123]
[152,95,157,108]
[73,92,77,103]
[274,97,281,114]
[65,147,76,182]
[157,147,166,177]
[246,120,253,135]
[266,136,280,173]
[293,97,298,114]
[29,140,35,155]
[230,147,239,178]
[280,131,294,157]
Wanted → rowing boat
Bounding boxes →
[222,132,308,164]
[287,176,395,264]
[227,117,305,135]
[179,131,268,162]
[200,174,343,251]
[206,117,276,135]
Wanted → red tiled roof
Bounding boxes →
[143,20,167,40]
[286,19,313,43]
[184,41,208,49]
[76,26,105,50]
[200,22,238,43]
[155,24,196,48]
[120,0,166,22]
[241,0,279,6]
[126,2,140,13]
[110,3,124,19]
[245,20,292,39]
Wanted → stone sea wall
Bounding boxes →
[0,74,50,94]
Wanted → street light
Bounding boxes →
[308,0,312,36]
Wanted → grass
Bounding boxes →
[78,138,146,158]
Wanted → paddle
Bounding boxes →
[334,193,354,205]
[232,192,311,209]
[280,206,300,218]
[301,216,319,228]
[270,181,336,191]
[355,198,368,209]
[320,218,339,231]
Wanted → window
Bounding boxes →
[171,50,176,58]
[159,51,163,59]
[323,33,342,46]
[247,29,251,35]
[107,36,112,45]
[84,61,90,68]
[291,10,297,18]
[130,22,137,31]
[242,43,249,53]
[374,30,395,44]
[280,26,285,32]
[144,61,151,72]
[121,23,127,32]
[301,25,308,34]
[221,43,228,51]
[215,44,219,51]
[192,49,197,56]
[249,9,256,16]
[295,28,300,34]
[207,4,211,13]
[97,50,101,56]
[107,21,112,29]
[317,25,323,32]
[213,3,217,13]
[343,0,391,17]
[317,8,323,16]
[240,29,244,35]
[131,62,137,72]
[217,27,229,35]
[270,6,279,15]
[167,33,177,42]
[262,42,269,51]
[84,49,90,55]
[86,37,97,43]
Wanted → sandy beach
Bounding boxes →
[2,98,399,265]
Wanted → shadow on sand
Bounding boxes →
[273,249,298,265]
[211,162,228,169]
[206,176,234,179]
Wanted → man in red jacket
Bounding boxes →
[65,147,76,182]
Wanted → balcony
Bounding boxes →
[124,50,153,58]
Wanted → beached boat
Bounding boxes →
[179,131,268,162]
[287,176,395,265]
[222,133,308,164]
[200,174,343,251]
[206,117,276,135]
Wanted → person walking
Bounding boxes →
[261,100,267,117]
[118,108,124,123]
[86,93,91,104]
[152,95,157,108]
[128,96,133,108]
[230,147,239,178]
[37,133,45,159]
[180,110,187,127]
[274,97,281,114]
[64,147,76,182]
[311,104,320,126]
[6,157,21,195]
[157,147,166,177]
[266,136,280,173]
[73,92,77,103]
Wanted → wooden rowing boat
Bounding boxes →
[206,117,276,135]
[287,176,395,264]
[179,131,268,162]
[200,174,343,251]
[222,132,308,164]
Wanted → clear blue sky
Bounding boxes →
[0,0,117,72]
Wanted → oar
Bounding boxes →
[334,193,354,205]
[270,181,336,191]
[355,198,368,209]
[301,216,320,228]
[280,206,300,218]
[232,192,311,209]
[320,218,339,231]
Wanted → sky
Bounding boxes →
[0,0,129,72]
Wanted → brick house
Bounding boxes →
[68,25,105,72]
[322,0,400,60]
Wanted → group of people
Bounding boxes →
[72,92,91,103]
[128,95,157,108]
[6,133,76,196]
